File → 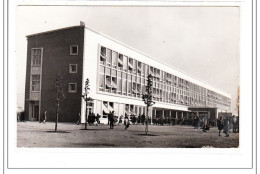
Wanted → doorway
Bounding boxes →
[29,101,39,121]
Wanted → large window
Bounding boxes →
[98,45,230,108]
[31,75,40,92]
[31,48,42,66]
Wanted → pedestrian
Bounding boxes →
[141,113,145,125]
[118,115,123,125]
[223,117,229,137]
[124,116,130,130]
[17,112,21,122]
[108,112,111,128]
[229,116,233,133]
[108,112,111,125]
[194,116,199,129]
[43,110,47,124]
[236,116,239,133]
[109,111,114,129]
[77,112,81,125]
[217,117,224,136]
[202,117,207,132]
[96,114,100,124]
[232,115,237,133]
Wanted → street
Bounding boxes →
[17,122,239,148]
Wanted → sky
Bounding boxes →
[16,6,240,114]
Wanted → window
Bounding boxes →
[68,83,77,93]
[31,75,40,92]
[31,48,42,66]
[99,74,105,91]
[69,64,78,73]
[70,45,78,55]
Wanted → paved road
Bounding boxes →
[17,122,239,148]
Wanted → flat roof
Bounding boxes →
[83,26,231,98]
[26,24,231,98]
[26,25,84,38]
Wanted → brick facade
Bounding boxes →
[24,26,85,122]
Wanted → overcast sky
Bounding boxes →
[16,6,240,114]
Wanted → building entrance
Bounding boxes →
[29,101,39,121]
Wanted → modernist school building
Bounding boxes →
[24,24,231,123]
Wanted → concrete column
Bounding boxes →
[176,111,178,119]
[181,112,184,119]
[162,109,165,118]
[169,110,172,118]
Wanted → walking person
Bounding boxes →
[96,114,100,124]
[109,111,114,129]
[217,117,224,136]
[194,116,199,129]
[43,110,47,124]
[223,117,229,137]
[236,116,239,133]
[108,112,111,125]
[77,112,81,125]
[124,116,130,130]
[232,115,237,133]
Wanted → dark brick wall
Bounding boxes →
[25,26,85,122]
[24,40,32,121]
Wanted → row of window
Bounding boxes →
[98,45,231,108]
[30,47,78,93]
[31,74,77,93]
[31,45,78,67]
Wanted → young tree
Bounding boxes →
[142,74,155,135]
[81,78,92,130]
[55,73,66,132]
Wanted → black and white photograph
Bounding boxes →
[16,5,240,148]
[3,0,256,171]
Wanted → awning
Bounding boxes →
[118,59,123,65]
[111,81,118,88]
[125,110,131,115]
[106,80,113,88]
[101,51,106,57]
[128,63,134,69]
[100,53,106,59]
[108,104,114,112]
[103,103,109,114]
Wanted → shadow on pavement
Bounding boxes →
[46,131,70,133]
[135,134,159,136]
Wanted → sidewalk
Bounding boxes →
[17,122,239,148]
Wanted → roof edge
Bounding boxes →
[26,25,84,38]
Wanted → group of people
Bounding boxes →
[217,115,239,137]
[108,112,130,130]
[77,112,100,126]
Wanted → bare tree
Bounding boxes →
[55,73,66,132]
[142,74,155,135]
[81,78,92,130]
